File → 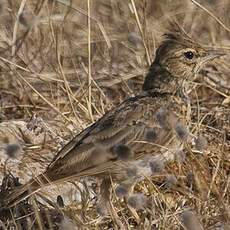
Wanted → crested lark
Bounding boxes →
[4,26,223,220]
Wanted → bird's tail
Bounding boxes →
[4,173,50,208]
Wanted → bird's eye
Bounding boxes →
[184,51,194,60]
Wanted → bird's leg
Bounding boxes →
[97,178,124,229]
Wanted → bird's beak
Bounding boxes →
[204,49,225,62]
[193,50,225,74]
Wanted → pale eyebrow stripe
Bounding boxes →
[167,53,197,64]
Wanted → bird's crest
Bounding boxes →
[162,21,197,47]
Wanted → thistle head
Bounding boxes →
[4,143,22,159]
[127,193,148,210]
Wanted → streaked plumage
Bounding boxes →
[4,25,224,211]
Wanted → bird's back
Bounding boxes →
[44,90,184,183]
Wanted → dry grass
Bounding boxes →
[0,0,229,229]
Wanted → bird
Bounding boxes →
[3,24,223,224]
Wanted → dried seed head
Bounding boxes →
[19,13,27,27]
[19,8,37,28]
[127,193,147,210]
[112,144,133,160]
[115,184,129,198]
[144,128,158,142]
[175,122,189,142]
[149,159,165,174]
[96,202,109,216]
[164,174,177,189]
[59,216,77,230]
[128,32,143,50]
[195,135,208,151]
[181,210,204,230]
[126,166,138,178]
[57,195,64,207]
[4,143,22,159]
[175,150,186,163]
[155,107,168,128]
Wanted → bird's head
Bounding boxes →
[143,26,224,92]
[155,31,223,78]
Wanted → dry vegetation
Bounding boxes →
[0,0,229,229]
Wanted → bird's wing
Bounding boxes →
[47,94,154,178]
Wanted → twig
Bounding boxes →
[56,0,111,49]
[12,0,27,57]
[12,68,75,125]
[87,0,93,122]
[190,0,230,33]
[130,0,151,65]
